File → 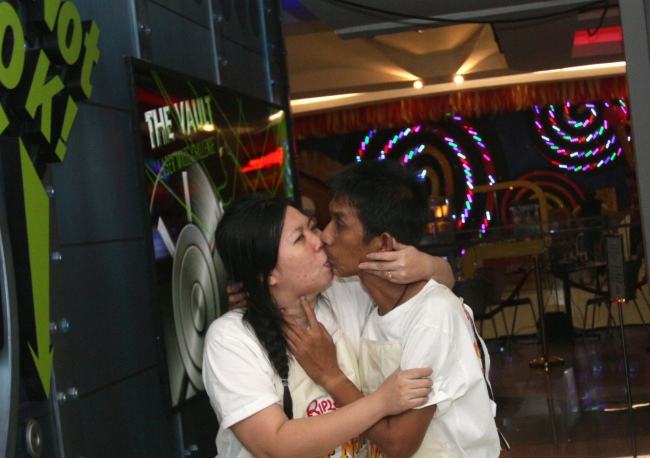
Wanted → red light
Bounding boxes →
[573,26,622,46]
[240,147,284,172]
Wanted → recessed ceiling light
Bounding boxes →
[454,74,464,84]
[413,80,424,89]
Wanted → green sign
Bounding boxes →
[0,0,100,397]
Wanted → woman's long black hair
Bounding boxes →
[215,193,293,418]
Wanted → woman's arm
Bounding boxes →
[359,239,454,289]
[227,241,454,311]
[230,366,432,458]
[284,298,436,457]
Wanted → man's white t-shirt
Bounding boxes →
[359,279,500,458]
[202,277,372,457]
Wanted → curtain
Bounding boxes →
[293,75,629,139]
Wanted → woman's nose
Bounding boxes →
[321,223,333,245]
[310,231,323,250]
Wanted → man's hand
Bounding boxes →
[227,282,248,311]
[283,297,345,390]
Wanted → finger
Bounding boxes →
[404,375,433,388]
[300,296,320,330]
[408,385,433,397]
[391,238,407,250]
[400,367,433,380]
[360,251,395,264]
[229,292,248,303]
[284,329,299,354]
[282,319,304,347]
[358,260,396,271]
[407,380,433,394]
[282,311,305,336]
[226,281,244,294]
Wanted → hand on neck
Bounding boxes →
[275,292,318,329]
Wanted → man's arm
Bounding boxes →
[284,298,435,457]
[229,368,432,458]
[315,373,436,457]
[359,239,454,290]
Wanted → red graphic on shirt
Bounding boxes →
[307,398,366,457]
[307,398,340,417]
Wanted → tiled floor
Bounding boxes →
[488,324,650,457]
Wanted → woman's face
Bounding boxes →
[269,206,333,299]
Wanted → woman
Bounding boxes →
[203,193,435,458]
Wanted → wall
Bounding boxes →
[1,0,291,457]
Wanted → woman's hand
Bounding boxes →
[359,238,454,289]
[283,297,344,389]
[375,367,433,416]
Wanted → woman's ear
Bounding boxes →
[267,269,279,286]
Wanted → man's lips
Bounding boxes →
[326,262,339,276]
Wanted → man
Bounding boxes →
[288,160,500,457]
[572,189,609,262]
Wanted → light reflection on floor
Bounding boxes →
[488,325,650,457]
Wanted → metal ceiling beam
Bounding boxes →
[298,0,605,39]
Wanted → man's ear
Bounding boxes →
[377,232,395,252]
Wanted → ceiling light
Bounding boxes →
[291,93,361,107]
[413,80,423,89]
[453,75,464,84]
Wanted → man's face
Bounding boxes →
[321,196,372,278]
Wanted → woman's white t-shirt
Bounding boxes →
[202,277,372,457]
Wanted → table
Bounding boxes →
[551,260,607,336]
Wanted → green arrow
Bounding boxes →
[20,139,54,397]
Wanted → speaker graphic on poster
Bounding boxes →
[150,160,228,405]
[128,58,295,410]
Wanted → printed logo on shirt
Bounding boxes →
[368,441,386,458]
[306,396,367,457]
[461,302,486,371]
[317,436,366,458]
[307,397,339,416]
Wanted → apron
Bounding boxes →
[358,339,456,458]
[275,333,368,458]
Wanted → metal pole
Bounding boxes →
[617,301,637,458]
[530,254,564,368]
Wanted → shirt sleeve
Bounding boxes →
[202,315,280,429]
[399,295,475,418]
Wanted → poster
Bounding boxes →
[127,58,294,410]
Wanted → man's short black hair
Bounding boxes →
[327,160,429,246]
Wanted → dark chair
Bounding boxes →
[474,266,537,340]
[452,277,498,338]
[583,258,650,337]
